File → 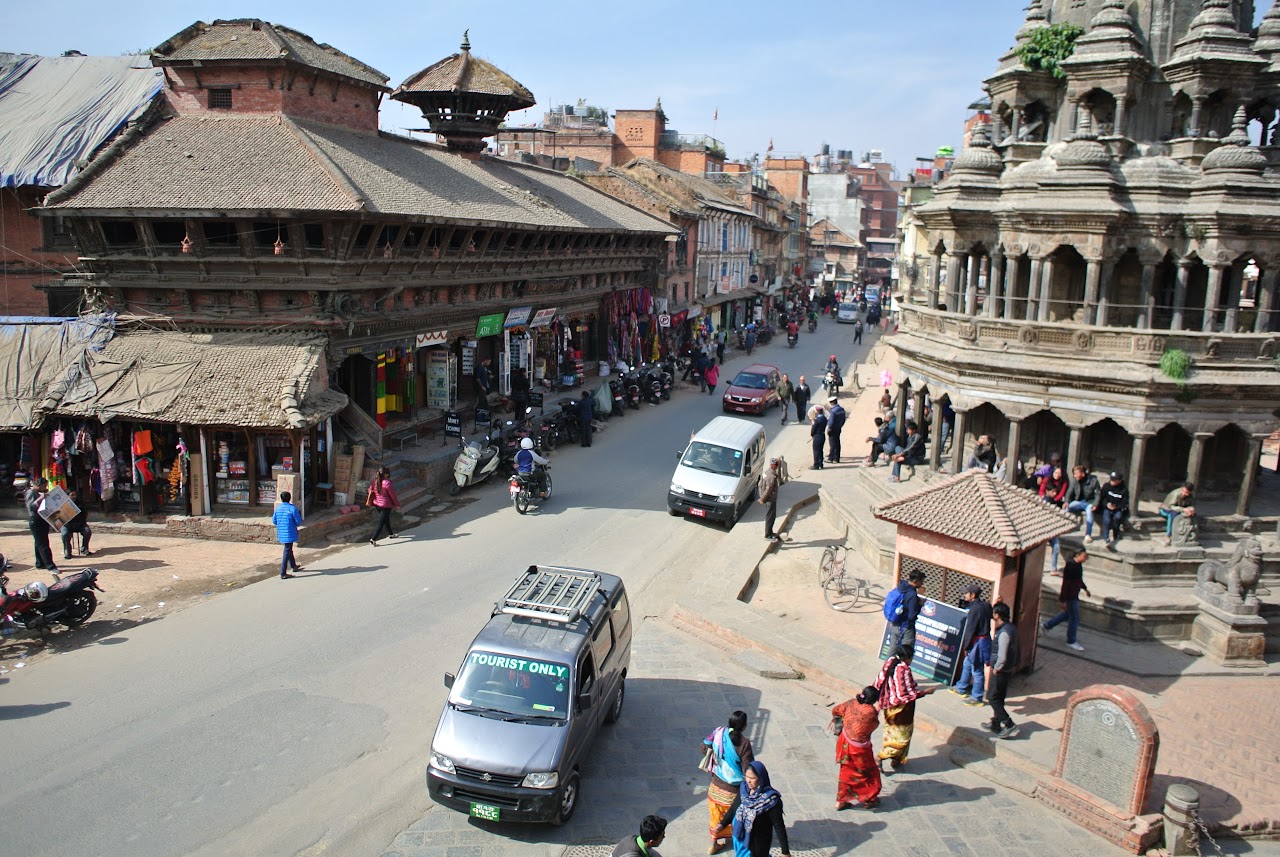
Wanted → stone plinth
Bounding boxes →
[1190,601,1267,665]
[1036,685,1161,854]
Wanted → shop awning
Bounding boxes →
[52,328,346,429]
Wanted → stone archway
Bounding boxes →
[1143,423,1192,493]
[966,402,1009,469]
[1019,409,1070,478]
[1080,418,1129,476]
[1109,249,1143,328]
[1046,245,1088,322]
[1201,424,1250,496]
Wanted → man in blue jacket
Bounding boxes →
[826,396,847,463]
[273,491,303,579]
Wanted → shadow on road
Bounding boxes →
[0,700,71,720]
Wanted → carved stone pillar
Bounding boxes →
[1186,431,1212,487]
[946,252,965,312]
[1256,267,1279,333]
[1203,265,1226,332]
[896,379,911,436]
[1026,256,1044,321]
[1138,260,1158,329]
[930,250,944,308]
[988,250,1005,318]
[1037,256,1056,322]
[1004,255,1021,320]
[1171,259,1192,330]
[929,399,945,471]
[950,408,969,475]
[1189,95,1207,137]
[1237,435,1264,516]
[1066,426,1083,471]
[1115,98,1130,137]
[965,251,982,315]
[1128,433,1152,511]
[1224,265,1242,333]
[1005,418,1022,485]
[1082,259,1102,325]
[1010,105,1022,141]
[1097,260,1115,326]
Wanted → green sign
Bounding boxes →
[476,313,505,338]
[466,651,569,679]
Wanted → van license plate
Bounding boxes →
[690,508,706,518]
[470,802,501,821]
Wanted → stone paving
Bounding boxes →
[378,616,1125,857]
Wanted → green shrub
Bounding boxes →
[1016,24,1085,80]
[1159,348,1191,380]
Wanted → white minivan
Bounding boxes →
[667,416,767,529]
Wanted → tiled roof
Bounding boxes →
[155,20,389,88]
[395,45,534,103]
[46,114,674,234]
[609,158,752,217]
[54,329,345,429]
[872,470,1080,554]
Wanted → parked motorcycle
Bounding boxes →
[1,567,103,634]
[450,434,502,495]
[620,368,642,410]
[607,378,627,417]
[558,400,583,443]
[638,364,662,405]
[509,464,552,515]
[658,360,674,400]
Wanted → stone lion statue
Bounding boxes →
[1196,537,1263,604]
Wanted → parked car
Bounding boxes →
[836,302,859,323]
[721,363,782,415]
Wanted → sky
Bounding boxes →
[5,2,1271,175]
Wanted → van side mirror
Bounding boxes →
[443,672,455,688]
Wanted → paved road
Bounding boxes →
[379,616,1127,857]
[0,318,868,857]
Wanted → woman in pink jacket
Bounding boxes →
[367,466,400,545]
[705,360,720,397]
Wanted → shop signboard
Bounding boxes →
[426,349,455,409]
[529,391,544,409]
[877,597,968,685]
[36,486,81,531]
[444,411,462,438]
[461,346,476,376]
[476,314,505,338]
[415,330,449,349]
[474,406,492,427]
[529,308,558,327]
[504,306,533,329]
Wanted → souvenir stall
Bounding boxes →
[374,347,413,430]
[208,428,310,509]
[602,287,658,368]
[528,308,559,390]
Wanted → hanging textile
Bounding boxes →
[376,351,388,428]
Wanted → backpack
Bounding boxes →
[883,585,906,624]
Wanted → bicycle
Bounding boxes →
[818,545,872,612]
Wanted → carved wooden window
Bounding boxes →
[151,220,186,249]
[202,221,239,250]
[101,220,139,248]
[303,223,326,251]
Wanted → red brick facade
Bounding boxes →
[163,67,380,131]
[0,187,73,315]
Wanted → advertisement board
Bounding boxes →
[878,597,968,685]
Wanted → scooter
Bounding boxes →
[639,364,662,405]
[450,434,502,495]
[621,368,642,409]
[658,360,674,400]
[1,567,103,634]
[608,378,627,417]
[509,464,552,515]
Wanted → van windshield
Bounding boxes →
[681,441,743,476]
[450,650,572,720]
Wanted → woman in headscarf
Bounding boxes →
[720,760,791,857]
[873,644,934,771]
[702,710,754,854]
[830,685,882,809]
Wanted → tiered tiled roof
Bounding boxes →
[605,157,752,217]
[872,470,1079,554]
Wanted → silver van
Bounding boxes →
[667,416,767,528]
[427,566,631,825]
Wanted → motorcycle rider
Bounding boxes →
[515,437,549,498]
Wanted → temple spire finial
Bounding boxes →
[461,30,470,52]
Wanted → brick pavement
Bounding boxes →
[379,616,1124,857]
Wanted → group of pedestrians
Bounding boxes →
[696,710,791,856]
[23,478,95,581]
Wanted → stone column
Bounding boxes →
[1082,259,1102,325]
[1139,261,1158,329]
[1005,418,1022,485]
[988,250,1005,318]
[1171,258,1192,330]
[930,249,944,308]
[1189,96,1206,137]
[1004,255,1022,320]
[1202,265,1226,332]
[1186,432,1212,487]
[1128,433,1152,512]
[1224,266,1242,333]
[1037,256,1056,322]
[1097,261,1116,326]
[1069,98,1081,135]
[965,251,982,315]
[1254,267,1278,333]
[1236,435,1264,516]
[950,408,969,475]
[895,380,911,434]
[929,398,945,471]
[1010,105,1022,141]
[1115,98,1130,137]
[1026,256,1044,320]
[946,252,965,312]
[1066,425,1083,471]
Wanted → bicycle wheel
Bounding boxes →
[818,546,838,586]
[824,572,858,612]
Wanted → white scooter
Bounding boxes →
[450,434,502,496]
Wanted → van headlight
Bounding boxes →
[717,493,736,503]
[429,752,456,774]
[670,483,685,495]
[521,771,559,789]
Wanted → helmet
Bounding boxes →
[520,437,534,450]
[24,581,49,602]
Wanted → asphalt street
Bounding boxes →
[0,318,865,857]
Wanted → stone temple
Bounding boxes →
[892,0,1279,653]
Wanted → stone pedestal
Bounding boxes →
[1190,602,1266,665]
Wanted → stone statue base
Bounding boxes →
[1035,779,1161,854]
[1190,601,1267,665]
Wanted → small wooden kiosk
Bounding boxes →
[873,470,1079,672]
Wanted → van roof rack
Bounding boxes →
[496,565,602,625]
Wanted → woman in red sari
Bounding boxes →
[830,685,882,810]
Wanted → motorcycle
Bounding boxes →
[823,369,842,397]
[509,464,552,515]
[638,364,662,405]
[1,567,103,634]
[450,433,502,495]
[607,378,627,417]
[788,332,798,348]
[621,368,642,409]
[558,400,583,444]
[658,360,674,401]
[808,316,818,333]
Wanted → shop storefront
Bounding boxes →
[601,287,658,367]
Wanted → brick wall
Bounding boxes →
[0,187,72,315]
[163,67,379,131]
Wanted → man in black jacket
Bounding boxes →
[1064,465,1102,543]
[611,815,667,857]
[826,396,846,463]
[810,406,827,469]
[1098,470,1130,547]
[986,602,1020,739]
[950,584,993,705]
[889,421,925,482]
